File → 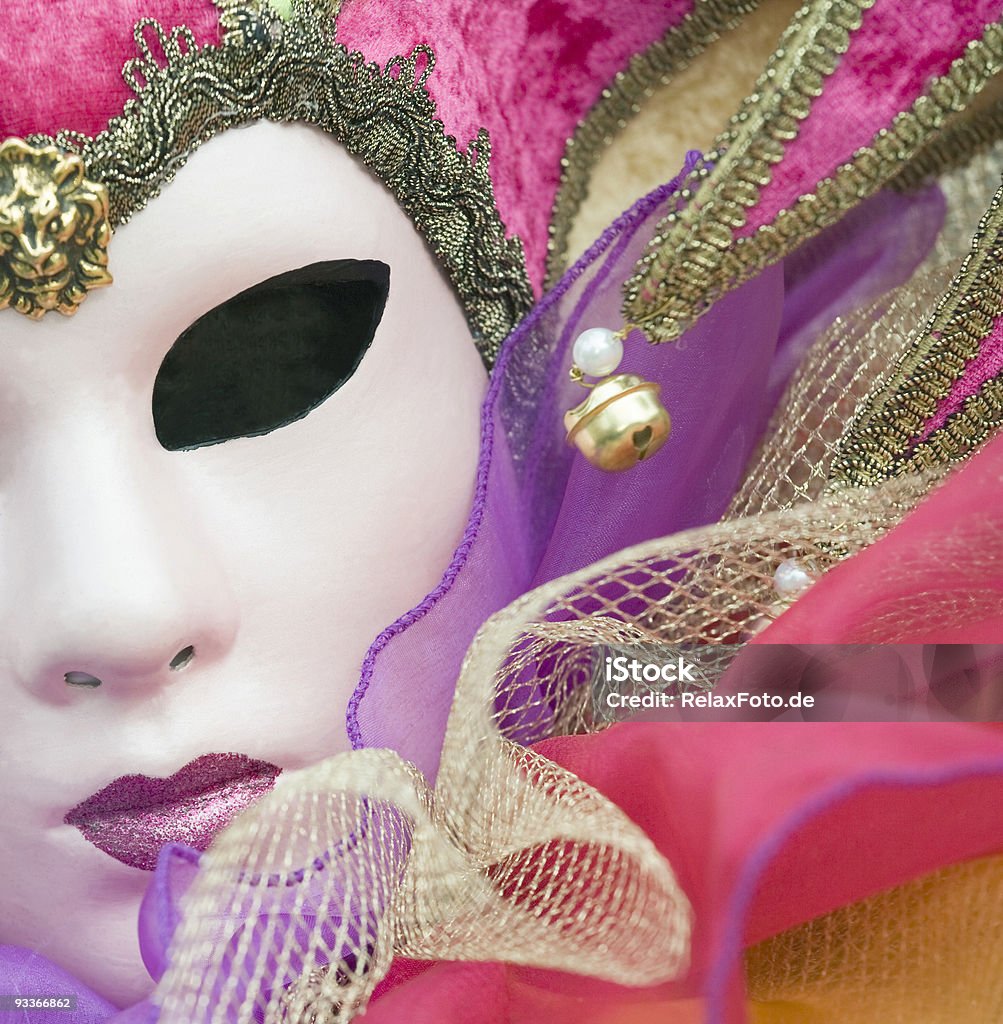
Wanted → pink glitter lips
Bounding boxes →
[64,753,281,870]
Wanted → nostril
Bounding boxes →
[60,648,196,688]
[170,645,196,672]
[65,671,102,688]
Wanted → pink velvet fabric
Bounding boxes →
[0,0,695,292]
[743,0,1003,235]
[0,0,221,138]
[757,428,1003,644]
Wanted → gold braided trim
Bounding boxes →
[889,95,1003,192]
[830,179,1003,488]
[622,0,876,338]
[544,0,763,287]
[622,4,1003,343]
[905,374,1003,473]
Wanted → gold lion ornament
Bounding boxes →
[0,138,113,319]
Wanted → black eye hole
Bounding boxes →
[153,259,390,451]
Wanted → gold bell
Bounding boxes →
[564,373,671,472]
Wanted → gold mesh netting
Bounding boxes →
[746,854,1003,1024]
[729,259,959,518]
[152,147,1003,1024]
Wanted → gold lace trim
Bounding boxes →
[544,0,763,287]
[621,2,1003,344]
[25,1,532,364]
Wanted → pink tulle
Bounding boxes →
[743,0,1003,234]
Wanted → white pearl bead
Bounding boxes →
[573,327,623,378]
[773,559,815,598]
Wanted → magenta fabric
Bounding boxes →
[919,313,1003,440]
[361,721,1003,1023]
[743,0,1003,235]
[549,722,1003,1023]
[368,959,711,1022]
[757,428,1003,645]
[674,641,1003,724]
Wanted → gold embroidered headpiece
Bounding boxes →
[3,0,532,365]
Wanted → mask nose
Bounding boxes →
[6,407,239,700]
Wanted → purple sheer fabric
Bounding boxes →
[0,947,116,1024]
[770,184,945,410]
[137,845,202,983]
[347,154,787,779]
